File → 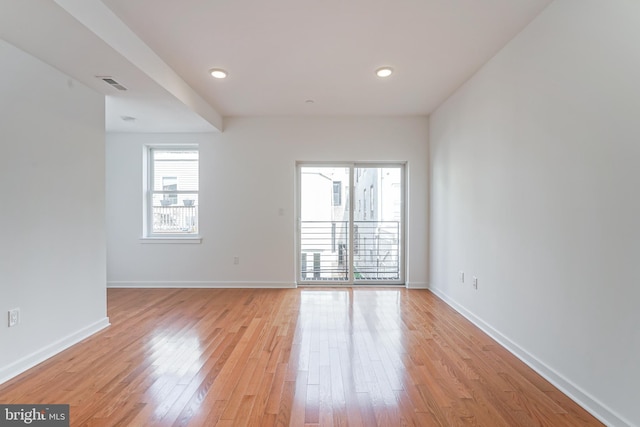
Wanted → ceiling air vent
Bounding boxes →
[97,76,128,91]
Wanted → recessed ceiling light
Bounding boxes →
[305,99,315,104]
[209,68,228,79]
[376,67,393,78]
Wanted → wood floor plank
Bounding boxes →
[0,288,603,426]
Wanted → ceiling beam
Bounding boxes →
[54,0,223,132]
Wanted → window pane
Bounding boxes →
[152,193,198,233]
[148,148,199,235]
[353,166,402,281]
[152,150,199,191]
[332,181,342,206]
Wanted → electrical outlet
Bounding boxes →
[233,256,240,265]
[460,271,465,283]
[473,277,478,290]
[8,308,20,327]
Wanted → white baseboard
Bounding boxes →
[405,281,429,289]
[107,281,296,289]
[428,285,631,427]
[0,317,111,386]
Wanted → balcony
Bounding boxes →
[153,205,198,233]
[300,220,400,281]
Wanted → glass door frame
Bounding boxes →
[296,161,406,286]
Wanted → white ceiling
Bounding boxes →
[0,0,553,132]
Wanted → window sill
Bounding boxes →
[140,236,202,244]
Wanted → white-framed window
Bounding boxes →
[363,188,367,220]
[332,181,342,206]
[144,146,199,239]
[370,184,374,218]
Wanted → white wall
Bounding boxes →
[106,116,429,288]
[429,1,640,425]
[0,39,108,383]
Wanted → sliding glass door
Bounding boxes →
[298,164,404,285]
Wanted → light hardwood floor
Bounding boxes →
[0,288,602,426]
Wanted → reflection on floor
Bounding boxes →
[0,288,602,426]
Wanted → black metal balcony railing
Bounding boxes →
[300,220,400,281]
[153,205,198,233]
